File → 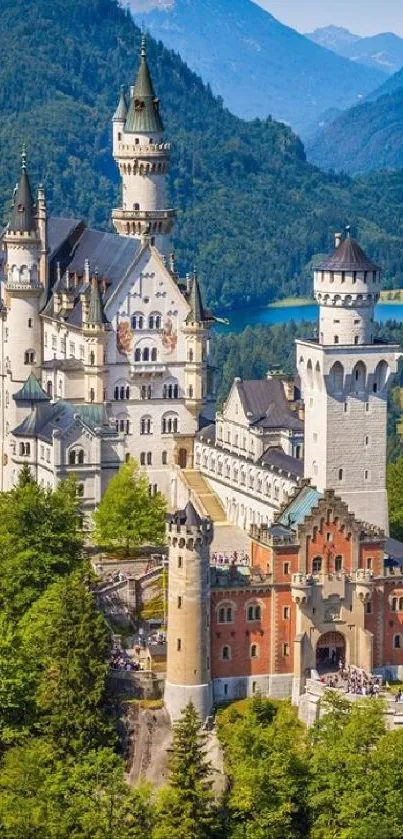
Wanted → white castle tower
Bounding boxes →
[3,152,44,386]
[112,36,175,252]
[164,503,213,722]
[297,230,400,533]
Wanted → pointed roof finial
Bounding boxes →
[21,144,27,171]
[8,148,36,233]
[141,28,147,60]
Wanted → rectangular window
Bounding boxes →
[178,557,182,569]
[283,606,290,620]
[224,684,228,696]
[69,342,75,358]
[366,601,372,614]
[283,643,290,657]
[177,638,181,651]
[335,556,342,572]
[52,335,57,350]
[80,345,85,360]
[177,596,182,609]
[284,562,290,576]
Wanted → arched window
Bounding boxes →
[330,361,344,394]
[151,348,157,362]
[394,634,402,649]
[77,483,84,498]
[143,348,149,362]
[173,384,179,398]
[90,351,95,366]
[247,604,261,621]
[374,360,389,394]
[134,348,141,362]
[140,417,152,435]
[217,603,234,623]
[69,450,76,465]
[392,597,398,612]
[312,557,322,574]
[131,314,144,330]
[140,452,146,466]
[399,597,403,612]
[221,645,231,661]
[353,361,366,393]
[162,414,179,435]
[250,644,259,659]
[155,315,161,329]
[188,348,194,362]
[24,350,35,365]
[77,449,84,465]
[47,381,53,398]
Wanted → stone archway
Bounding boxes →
[316,631,346,673]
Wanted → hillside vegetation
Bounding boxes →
[2,0,403,310]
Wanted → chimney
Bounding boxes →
[335,232,342,249]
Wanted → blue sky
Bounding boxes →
[255,0,403,37]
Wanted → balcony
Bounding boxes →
[129,361,167,378]
[291,573,312,606]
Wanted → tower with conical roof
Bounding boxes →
[164,502,213,722]
[112,36,175,252]
[82,273,110,404]
[297,230,400,533]
[3,151,43,386]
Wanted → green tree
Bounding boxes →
[0,475,83,619]
[19,572,112,757]
[93,458,166,553]
[387,456,403,540]
[0,619,37,755]
[217,696,308,839]
[308,692,387,839]
[153,703,218,839]
[0,742,153,839]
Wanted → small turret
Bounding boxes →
[125,35,164,135]
[9,147,36,235]
[83,274,110,404]
[164,502,213,722]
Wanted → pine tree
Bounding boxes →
[153,703,218,839]
[92,458,166,553]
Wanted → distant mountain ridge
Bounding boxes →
[306,65,403,174]
[307,25,403,75]
[129,0,385,135]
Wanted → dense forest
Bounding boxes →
[2,0,403,311]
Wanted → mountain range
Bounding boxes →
[307,66,403,174]
[2,0,403,311]
[307,25,403,75]
[128,0,384,135]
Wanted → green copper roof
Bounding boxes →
[125,37,164,134]
[113,86,128,121]
[14,373,50,403]
[186,274,206,323]
[278,485,322,530]
[87,276,109,326]
[9,149,36,233]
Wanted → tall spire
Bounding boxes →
[113,85,128,122]
[9,147,36,234]
[125,35,164,133]
[87,273,108,327]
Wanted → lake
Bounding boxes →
[216,302,403,333]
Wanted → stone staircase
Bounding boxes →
[181,470,227,523]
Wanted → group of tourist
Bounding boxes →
[321,664,383,696]
[211,550,250,566]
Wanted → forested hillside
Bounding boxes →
[2,0,403,310]
[307,86,403,174]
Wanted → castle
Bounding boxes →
[1,40,402,721]
[0,38,214,503]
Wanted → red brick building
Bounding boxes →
[210,484,403,704]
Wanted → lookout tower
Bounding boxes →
[297,230,400,533]
[112,37,175,252]
[164,502,213,722]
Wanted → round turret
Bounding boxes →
[314,230,381,346]
[164,502,213,722]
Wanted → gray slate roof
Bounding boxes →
[9,163,36,234]
[316,236,380,273]
[113,86,128,122]
[168,501,204,528]
[259,447,303,478]
[234,378,303,432]
[42,359,84,372]
[12,401,114,442]
[87,276,109,326]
